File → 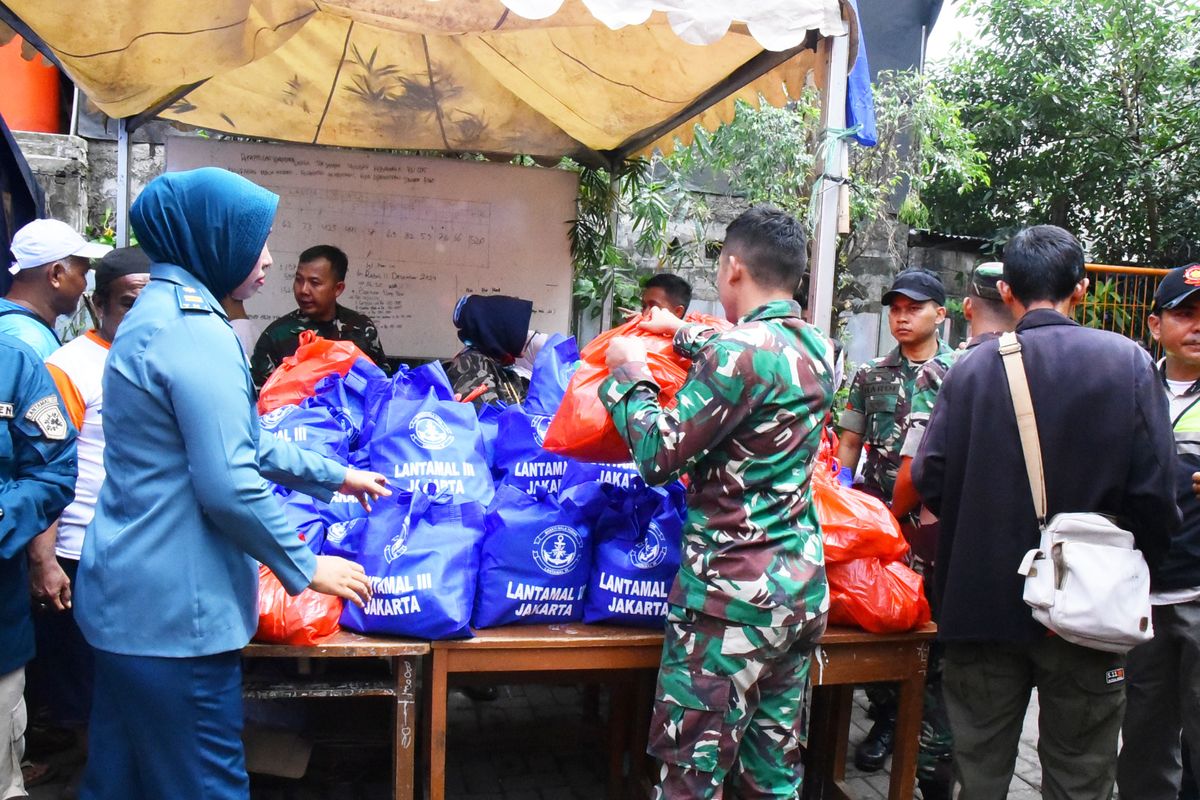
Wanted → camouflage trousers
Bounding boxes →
[648,605,827,800]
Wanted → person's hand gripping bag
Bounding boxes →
[581,482,686,627]
[255,565,343,646]
[826,557,932,633]
[339,486,486,640]
[367,361,495,506]
[473,485,591,628]
[542,313,730,462]
[258,330,384,414]
[493,335,580,494]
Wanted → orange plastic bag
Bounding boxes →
[826,558,931,633]
[257,331,374,414]
[254,565,343,645]
[812,463,909,564]
[543,313,730,462]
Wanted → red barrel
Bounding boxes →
[0,34,60,133]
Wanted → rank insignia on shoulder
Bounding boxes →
[177,286,209,312]
[25,395,68,440]
[0,402,13,419]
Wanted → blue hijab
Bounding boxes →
[129,167,278,299]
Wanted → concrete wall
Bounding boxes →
[13,130,165,237]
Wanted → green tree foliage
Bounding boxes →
[568,71,987,320]
[924,0,1200,265]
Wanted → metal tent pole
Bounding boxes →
[808,32,851,335]
[115,117,131,246]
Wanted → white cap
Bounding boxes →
[9,219,113,275]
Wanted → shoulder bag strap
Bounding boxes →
[998,331,1048,525]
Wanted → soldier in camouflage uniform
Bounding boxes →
[835,269,951,794]
[601,206,833,799]
[249,244,389,388]
[888,263,1014,797]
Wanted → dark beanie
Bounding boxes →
[94,246,151,297]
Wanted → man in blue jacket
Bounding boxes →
[1118,265,1200,799]
[913,225,1178,799]
[0,334,77,798]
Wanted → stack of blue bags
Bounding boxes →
[260,334,688,640]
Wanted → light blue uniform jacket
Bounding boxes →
[76,263,347,657]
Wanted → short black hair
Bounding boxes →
[1002,225,1085,305]
[722,205,807,291]
[644,273,692,310]
[298,244,349,282]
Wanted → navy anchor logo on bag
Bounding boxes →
[532,526,583,576]
[408,411,455,450]
[630,521,668,569]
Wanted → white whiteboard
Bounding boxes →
[165,137,576,359]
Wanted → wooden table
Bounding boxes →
[426,624,665,800]
[425,622,935,800]
[242,631,430,799]
[804,623,938,800]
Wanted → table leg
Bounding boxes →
[394,656,418,800]
[428,650,449,800]
[608,682,632,800]
[889,666,927,800]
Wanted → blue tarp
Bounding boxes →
[845,0,878,147]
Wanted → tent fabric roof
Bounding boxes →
[1,0,846,166]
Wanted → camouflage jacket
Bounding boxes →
[838,340,951,499]
[250,304,389,388]
[599,300,834,628]
[442,348,528,409]
[899,333,1000,459]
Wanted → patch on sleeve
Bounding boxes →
[0,402,13,419]
[1105,668,1125,685]
[177,286,210,312]
[25,395,68,440]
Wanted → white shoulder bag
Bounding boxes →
[1000,332,1154,654]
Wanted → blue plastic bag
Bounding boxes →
[476,402,504,468]
[303,358,387,451]
[491,335,579,495]
[339,486,485,640]
[473,485,591,628]
[368,362,495,505]
[275,488,369,554]
[582,483,686,627]
[259,403,351,463]
[523,334,579,417]
[492,405,571,495]
[560,459,645,493]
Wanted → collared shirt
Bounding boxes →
[45,330,110,560]
[599,299,833,628]
[250,304,389,388]
[899,332,1001,459]
[75,263,347,658]
[0,334,77,674]
[0,297,60,359]
[839,339,953,498]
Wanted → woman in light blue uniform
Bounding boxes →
[75,168,387,799]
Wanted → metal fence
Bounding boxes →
[1074,264,1169,357]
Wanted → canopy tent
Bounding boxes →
[0,0,858,328]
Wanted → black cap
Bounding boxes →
[968,262,1004,301]
[1153,264,1200,312]
[95,246,151,296]
[882,269,946,306]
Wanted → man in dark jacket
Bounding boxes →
[912,225,1179,799]
[1117,265,1200,799]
